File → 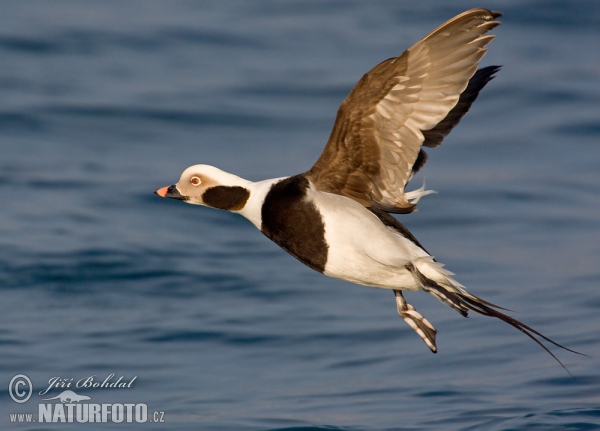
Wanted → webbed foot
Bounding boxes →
[394,289,438,353]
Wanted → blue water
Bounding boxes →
[1,1,600,429]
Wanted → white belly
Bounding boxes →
[309,190,428,290]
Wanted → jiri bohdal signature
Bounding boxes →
[38,374,137,396]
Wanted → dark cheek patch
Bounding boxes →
[202,186,250,211]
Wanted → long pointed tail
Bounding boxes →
[406,261,585,375]
[458,291,584,376]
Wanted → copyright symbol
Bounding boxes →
[9,374,32,403]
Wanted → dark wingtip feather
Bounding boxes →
[422,65,502,149]
[476,65,502,84]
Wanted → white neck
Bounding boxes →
[236,177,287,229]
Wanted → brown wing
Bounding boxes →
[410,65,500,181]
[305,9,501,213]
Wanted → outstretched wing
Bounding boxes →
[305,9,501,213]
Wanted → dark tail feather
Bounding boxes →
[407,262,513,316]
[459,292,587,377]
[407,262,585,374]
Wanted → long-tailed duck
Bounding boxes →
[156,9,579,370]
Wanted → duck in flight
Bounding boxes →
[156,9,578,370]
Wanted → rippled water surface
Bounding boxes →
[1,1,600,430]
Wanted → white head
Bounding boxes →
[155,164,251,211]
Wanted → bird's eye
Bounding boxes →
[190,176,201,186]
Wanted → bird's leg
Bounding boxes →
[394,289,438,353]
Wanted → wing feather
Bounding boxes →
[306,9,501,212]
